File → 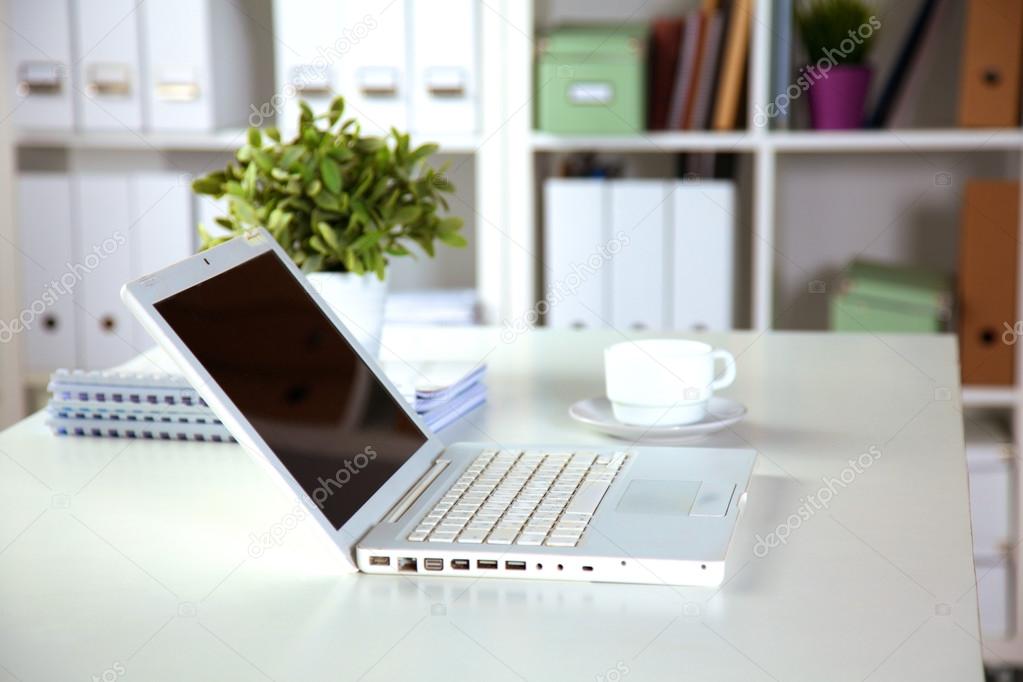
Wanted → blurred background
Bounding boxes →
[0,0,1021,674]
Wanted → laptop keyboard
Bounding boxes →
[407,449,630,547]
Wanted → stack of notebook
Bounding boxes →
[46,362,487,441]
[382,361,487,432]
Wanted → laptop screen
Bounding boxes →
[154,250,428,530]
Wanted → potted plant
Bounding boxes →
[796,0,879,130]
[192,97,465,356]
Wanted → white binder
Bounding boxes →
[408,0,478,134]
[671,181,736,330]
[339,0,408,135]
[16,174,77,373]
[129,174,195,350]
[140,0,266,131]
[74,175,136,369]
[610,181,668,330]
[9,0,74,130]
[271,0,341,138]
[543,178,607,329]
[72,0,143,131]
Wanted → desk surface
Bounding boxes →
[0,329,981,681]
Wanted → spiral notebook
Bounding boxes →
[46,363,486,441]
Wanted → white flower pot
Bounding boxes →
[305,271,387,357]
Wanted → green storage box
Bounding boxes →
[830,261,952,333]
[536,26,647,134]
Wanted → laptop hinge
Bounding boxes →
[384,459,451,524]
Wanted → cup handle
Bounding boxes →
[710,349,736,391]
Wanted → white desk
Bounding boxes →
[0,329,982,681]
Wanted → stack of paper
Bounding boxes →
[382,362,487,432]
[46,362,486,441]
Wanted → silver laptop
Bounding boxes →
[122,228,755,586]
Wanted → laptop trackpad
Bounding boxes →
[615,480,736,517]
[616,480,701,515]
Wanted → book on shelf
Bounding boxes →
[769,0,793,129]
[866,0,943,129]
[648,17,684,130]
[667,9,702,130]
[689,8,725,130]
[711,0,751,131]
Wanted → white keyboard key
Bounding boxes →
[516,533,547,546]
[564,480,613,517]
[545,536,578,547]
[457,529,489,543]
[428,531,458,542]
[486,528,518,544]
[408,529,429,542]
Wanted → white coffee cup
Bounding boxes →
[604,339,737,426]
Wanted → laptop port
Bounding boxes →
[451,559,470,570]
[582,565,594,572]
[477,559,498,569]
[505,561,526,571]
[369,556,390,567]
[423,558,444,571]
[397,557,417,572]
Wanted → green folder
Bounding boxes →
[830,261,952,333]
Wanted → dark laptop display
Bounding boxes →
[154,251,427,529]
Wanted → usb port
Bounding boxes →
[477,559,498,569]
[369,556,390,567]
[451,559,470,570]
[505,561,526,571]
[423,558,444,571]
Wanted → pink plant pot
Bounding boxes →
[807,65,872,130]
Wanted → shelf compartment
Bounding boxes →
[531,131,757,153]
[15,130,482,154]
[769,129,1023,154]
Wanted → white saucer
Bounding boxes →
[568,396,747,442]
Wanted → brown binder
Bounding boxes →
[711,0,751,130]
[648,17,684,130]
[959,180,1019,385]
[957,0,1023,127]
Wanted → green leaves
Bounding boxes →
[319,156,341,193]
[188,98,467,280]
[796,0,876,65]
